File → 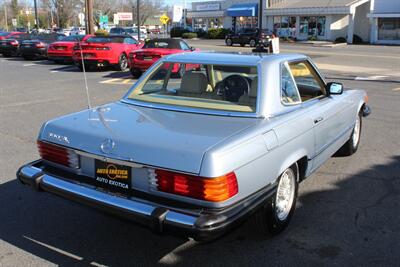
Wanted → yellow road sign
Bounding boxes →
[160,14,170,25]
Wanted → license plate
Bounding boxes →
[144,57,153,61]
[56,47,65,50]
[95,160,131,192]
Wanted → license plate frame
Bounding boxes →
[94,160,132,193]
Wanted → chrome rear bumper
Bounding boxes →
[17,160,275,241]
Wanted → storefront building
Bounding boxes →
[264,0,371,43]
[368,0,400,44]
[187,0,259,32]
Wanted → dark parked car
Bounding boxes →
[0,33,31,57]
[20,34,63,60]
[225,28,273,47]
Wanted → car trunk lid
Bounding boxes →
[39,102,258,174]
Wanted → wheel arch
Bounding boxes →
[277,150,309,183]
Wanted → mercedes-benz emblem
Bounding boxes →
[100,138,115,154]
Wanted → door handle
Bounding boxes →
[314,117,324,124]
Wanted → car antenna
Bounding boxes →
[78,39,92,109]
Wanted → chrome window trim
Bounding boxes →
[122,60,263,118]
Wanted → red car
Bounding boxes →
[47,34,92,63]
[73,35,142,71]
[0,31,24,41]
[128,38,198,78]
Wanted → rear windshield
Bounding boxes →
[127,62,258,113]
[124,28,138,34]
[61,35,85,41]
[87,37,124,43]
[143,40,180,49]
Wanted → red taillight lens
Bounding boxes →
[154,170,238,202]
[37,141,79,168]
[10,40,19,46]
[96,46,110,50]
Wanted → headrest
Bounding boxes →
[180,72,208,93]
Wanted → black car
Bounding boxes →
[20,34,62,60]
[0,33,31,57]
[225,28,273,47]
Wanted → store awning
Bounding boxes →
[226,3,258,17]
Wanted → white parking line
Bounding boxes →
[393,87,400,91]
[355,75,389,81]
[51,70,59,73]
[23,63,37,67]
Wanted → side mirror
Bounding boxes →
[190,46,195,51]
[326,82,343,95]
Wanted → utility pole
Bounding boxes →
[85,0,94,34]
[33,0,39,29]
[137,0,140,41]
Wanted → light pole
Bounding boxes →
[137,0,140,41]
[33,0,38,29]
[4,4,8,31]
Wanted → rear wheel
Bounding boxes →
[225,38,233,46]
[118,53,129,71]
[254,163,298,235]
[130,68,142,79]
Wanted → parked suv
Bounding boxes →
[225,28,273,47]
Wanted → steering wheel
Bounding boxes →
[217,75,250,102]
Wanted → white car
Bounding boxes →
[70,27,86,36]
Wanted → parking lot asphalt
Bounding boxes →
[0,41,400,267]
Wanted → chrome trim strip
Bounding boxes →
[165,211,197,227]
[75,150,144,168]
[42,175,155,216]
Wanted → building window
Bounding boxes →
[378,18,400,40]
[274,16,296,38]
[300,16,326,38]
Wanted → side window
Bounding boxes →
[289,61,326,101]
[281,63,301,104]
[179,41,190,50]
[124,38,137,44]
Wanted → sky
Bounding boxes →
[164,0,210,8]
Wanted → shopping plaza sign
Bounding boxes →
[116,12,133,21]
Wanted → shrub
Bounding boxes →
[308,35,317,41]
[206,28,231,39]
[170,27,189,38]
[353,34,363,44]
[95,29,109,36]
[335,37,347,43]
[182,32,198,39]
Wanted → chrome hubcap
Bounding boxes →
[352,116,361,147]
[121,56,128,69]
[275,168,296,221]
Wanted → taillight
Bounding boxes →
[152,169,238,202]
[96,46,110,50]
[10,40,19,46]
[37,140,79,169]
[36,42,45,48]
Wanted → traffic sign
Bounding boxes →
[160,14,170,25]
[100,15,108,23]
[78,13,85,26]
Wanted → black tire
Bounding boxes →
[240,42,246,47]
[77,63,83,71]
[54,59,64,64]
[23,55,35,60]
[225,38,233,46]
[253,163,299,235]
[130,68,142,79]
[118,53,129,71]
[2,52,12,57]
[249,39,257,47]
[336,111,362,156]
